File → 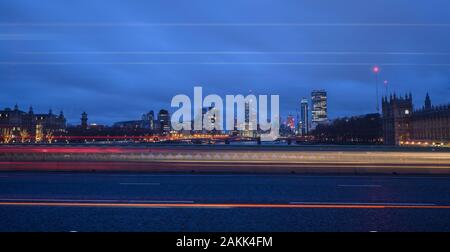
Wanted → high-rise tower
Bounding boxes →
[300,98,309,135]
[311,90,328,127]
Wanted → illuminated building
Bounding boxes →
[286,115,295,131]
[158,109,170,135]
[244,100,250,130]
[204,106,221,134]
[312,113,382,144]
[300,98,309,135]
[311,90,328,127]
[35,109,66,133]
[113,120,143,129]
[242,97,257,137]
[382,93,450,145]
[0,105,35,143]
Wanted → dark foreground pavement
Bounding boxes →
[0,172,450,231]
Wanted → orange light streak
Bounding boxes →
[1,202,449,209]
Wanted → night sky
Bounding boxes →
[1,0,449,125]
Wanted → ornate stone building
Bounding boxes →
[382,93,450,146]
[410,94,450,143]
[0,105,66,143]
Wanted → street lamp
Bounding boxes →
[372,66,380,113]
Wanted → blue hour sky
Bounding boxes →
[0,0,449,125]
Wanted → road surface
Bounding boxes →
[1,172,450,231]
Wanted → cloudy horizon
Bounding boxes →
[1,0,449,125]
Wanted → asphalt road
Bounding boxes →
[1,172,450,231]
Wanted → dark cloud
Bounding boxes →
[0,0,449,124]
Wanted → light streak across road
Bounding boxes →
[0,200,449,209]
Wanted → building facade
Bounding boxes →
[158,109,170,135]
[113,120,143,129]
[312,113,382,144]
[410,94,450,144]
[81,112,88,129]
[311,90,328,127]
[141,110,155,130]
[0,105,66,143]
[300,98,309,135]
[242,98,257,137]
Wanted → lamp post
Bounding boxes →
[372,66,380,113]
[384,80,389,96]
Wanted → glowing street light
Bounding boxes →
[372,66,380,113]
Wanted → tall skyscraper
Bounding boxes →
[158,109,170,134]
[311,90,328,126]
[300,98,309,135]
[424,93,432,110]
[242,97,257,137]
[244,101,250,130]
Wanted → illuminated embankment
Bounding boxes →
[0,145,449,174]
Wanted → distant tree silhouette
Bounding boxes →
[311,113,382,144]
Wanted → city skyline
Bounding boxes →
[1,1,450,235]
[1,0,450,125]
[0,89,444,126]
[2,89,447,147]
